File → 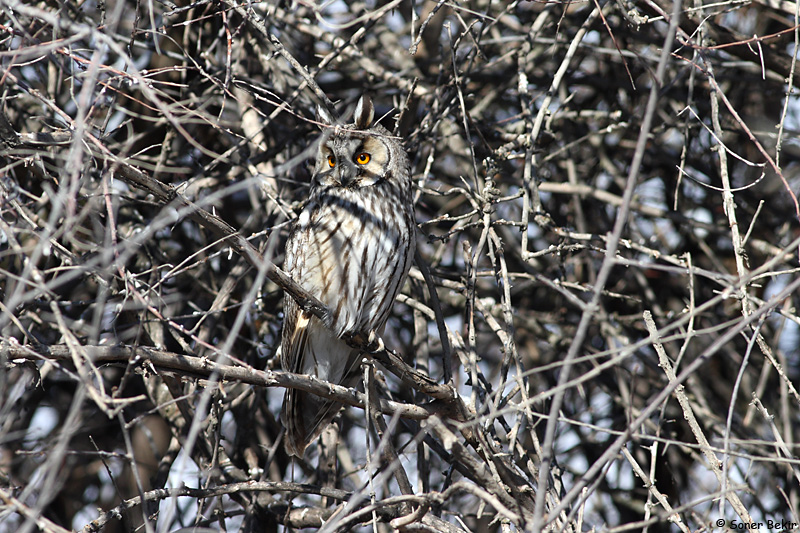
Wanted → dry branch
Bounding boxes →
[2,0,800,531]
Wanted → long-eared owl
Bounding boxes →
[280,96,416,456]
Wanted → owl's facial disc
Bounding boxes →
[319,135,388,188]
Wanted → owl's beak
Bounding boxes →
[337,161,358,187]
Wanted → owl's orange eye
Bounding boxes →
[355,153,370,165]
[327,155,336,168]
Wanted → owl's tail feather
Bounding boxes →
[281,389,344,457]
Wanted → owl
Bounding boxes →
[280,96,416,457]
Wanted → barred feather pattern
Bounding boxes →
[280,105,415,457]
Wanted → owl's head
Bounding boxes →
[313,96,409,190]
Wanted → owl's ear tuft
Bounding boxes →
[354,95,374,130]
[316,105,335,128]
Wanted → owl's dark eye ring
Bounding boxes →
[327,155,336,168]
[355,153,370,165]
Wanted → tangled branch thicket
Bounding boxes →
[2,0,800,531]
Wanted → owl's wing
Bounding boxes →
[281,295,361,456]
[280,295,307,374]
[280,297,316,457]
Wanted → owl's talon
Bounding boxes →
[365,331,385,353]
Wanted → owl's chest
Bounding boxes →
[285,184,413,334]
[308,192,399,251]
